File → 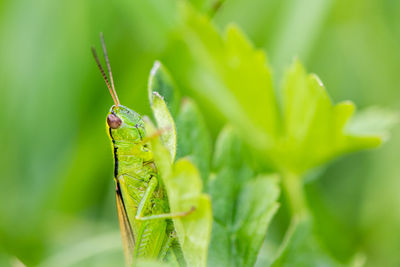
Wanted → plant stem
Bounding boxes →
[281,172,309,219]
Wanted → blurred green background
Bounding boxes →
[0,0,399,266]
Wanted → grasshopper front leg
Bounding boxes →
[135,176,196,221]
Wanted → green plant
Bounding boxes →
[129,3,396,266]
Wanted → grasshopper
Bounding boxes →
[91,34,193,266]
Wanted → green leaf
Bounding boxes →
[346,107,398,141]
[176,98,212,185]
[169,159,212,267]
[163,3,396,175]
[148,61,181,117]
[148,61,180,162]
[233,176,280,267]
[272,218,342,267]
[163,4,279,152]
[273,60,392,174]
[145,119,212,267]
[208,126,254,226]
[207,127,280,267]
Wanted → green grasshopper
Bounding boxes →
[91,34,193,266]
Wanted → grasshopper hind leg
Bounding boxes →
[134,176,196,221]
[159,231,175,260]
[160,231,186,267]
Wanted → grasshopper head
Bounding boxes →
[107,105,145,142]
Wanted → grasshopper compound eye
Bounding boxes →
[107,114,122,129]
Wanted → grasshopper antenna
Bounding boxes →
[100,32,120,106]
[91,46,119,106]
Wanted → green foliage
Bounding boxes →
[272,218,341,267]
[147,61,280,267]
[145,4,396,266]
[175,98,212,185]
[146,124,212,267]
[208,127,280,267]
[164,5,279,152]
[146,69,212,267]
[162,4,393,176]
[273,61,387,174]
[167,159,212,267]
[148,61,179,162]
[148,61,181,118]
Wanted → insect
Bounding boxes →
[91,34,193,266]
